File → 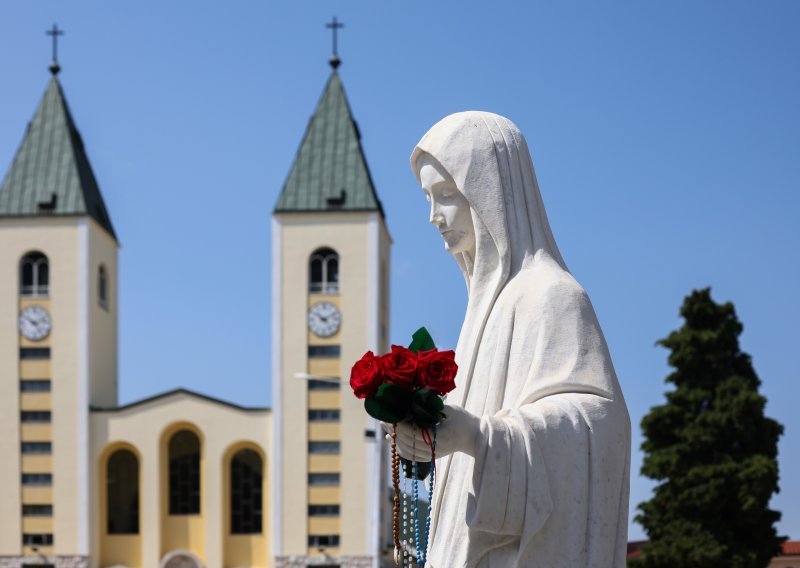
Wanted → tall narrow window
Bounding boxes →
[168,430,200,515]
[20,252,49,296]
[98,265,108,309]
[309,248,339,294]
[107,449,139,534]
[230,449,263,534]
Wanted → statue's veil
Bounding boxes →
[410,111,567,401]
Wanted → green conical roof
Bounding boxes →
[275,71,384,216]
[0,77,116,239]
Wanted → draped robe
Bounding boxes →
[411,112,630,567]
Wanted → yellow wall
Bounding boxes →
[22,545,54,557]
[0,218,80,555]
[308,358,340,378]
[22,517,53,533]
[308,517,339,534]
[275,211,391,562]
[20,392,52,410]
[308,391,340,409]
[308,423,341,440]
[19,359,50,379]
[21,455,52,472]
[20,424,52,441]
[308,487,340,504]
[102,536,142,568]
[90,392,271,568]
[21,486,53,504]
[87,219,118,408]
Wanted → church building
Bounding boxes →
[0,40,390,568]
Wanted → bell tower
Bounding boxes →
[0,54,118,566]
[271,56,392,567]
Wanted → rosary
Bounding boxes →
[391,424,437,567]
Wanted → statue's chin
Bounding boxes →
[445,242,468,256]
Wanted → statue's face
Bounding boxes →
[417,154,476,257]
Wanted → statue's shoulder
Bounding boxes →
[508,260,589,314]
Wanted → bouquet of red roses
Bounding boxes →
[351,327,455,565]
[350,327,457,429]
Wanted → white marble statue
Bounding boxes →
[396,111,631,567]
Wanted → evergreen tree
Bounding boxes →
[633,288,784,568]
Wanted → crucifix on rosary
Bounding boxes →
[46,23,64,75]
[325,16,344,69]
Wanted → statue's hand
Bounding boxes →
[381,404,481,460]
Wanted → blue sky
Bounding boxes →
[2,1,798,542]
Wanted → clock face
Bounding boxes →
[19,305,52,341]
[308,302,341,338]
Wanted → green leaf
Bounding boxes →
[364,383,413,423]
[409,327,436,353]
[410,388,445,428]
[364,398,406,423]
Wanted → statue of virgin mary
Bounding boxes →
[399,112,631,567]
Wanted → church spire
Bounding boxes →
[274,65,384,217]
[0,74,117,239]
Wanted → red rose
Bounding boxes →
[380,345,418,389]
[350,351,383,399]
[418,349,458,395]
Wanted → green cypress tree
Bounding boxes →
[633,288,784,568]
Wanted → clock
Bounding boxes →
[308,302,341,337]
[19,305,52,341]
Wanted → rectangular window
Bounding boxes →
[308,345,340,358]
[20,380,51,392]
[309,504,340,516]
[22,505,53,517]
[308,441,340,454]
[308,379,340,391]
[20,348,50,360]
[21,442,51,454]
[22,473,52,486]
[21,411,51,423]
[308,534,340,547]
[308,409,340,421]
[308,473,340,486]
[22,533,53,546]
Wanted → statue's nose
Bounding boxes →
[429,202,444,227]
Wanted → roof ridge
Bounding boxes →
[90,387,271,412]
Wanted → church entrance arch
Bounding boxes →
[160,550,205,568]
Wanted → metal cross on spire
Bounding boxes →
[325,16,344,69]
[46,23,65,75]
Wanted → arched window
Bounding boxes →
[98,265,108,309]
[20,252,49,296]
[107,449,139,534]
[309,248,339,294]
[169,430,201,515]
[230,448,263,534]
